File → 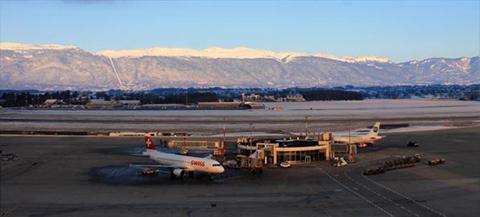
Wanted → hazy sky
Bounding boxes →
[1,0,479,62]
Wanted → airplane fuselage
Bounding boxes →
[333,135,383,145]
[145,149,224,174]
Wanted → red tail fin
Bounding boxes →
[144,135,156,150]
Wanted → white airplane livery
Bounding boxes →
[132,135,224,178]
[333,122,384,147]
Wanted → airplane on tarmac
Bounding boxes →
[130,135,225,178]
[333,122,384,147]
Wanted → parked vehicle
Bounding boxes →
[141,168,160,175]
[222,159,238,169]
[428,158,446,166]
[407,141,419,147]
[332,157,348,167]
[280,161,291,168]
[363,167,385,175]
[1,153,18,161]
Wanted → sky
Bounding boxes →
[0,0,479,62]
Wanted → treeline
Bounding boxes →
[0,90,223,107]
[133,92,220,104]
[0,87,364,108]
[299,89,364,100]
[358,84,480,100]
[0,91,88,107]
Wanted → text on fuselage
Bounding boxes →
[190,160,205,167]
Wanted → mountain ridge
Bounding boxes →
[1,42,478,90]
[1,42,392,63]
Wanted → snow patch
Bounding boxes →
[0,42,76,51]
[97,46,390,63]
[1,42,391,63]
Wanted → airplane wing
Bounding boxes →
[130,153,148,157]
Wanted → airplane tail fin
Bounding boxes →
[144,135,156,150]
[368,122,381,137]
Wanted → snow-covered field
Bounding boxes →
[0,99,479,134]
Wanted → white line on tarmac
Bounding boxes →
[362,174,447,217]
[343,172,420,217]
[320,169,394,217]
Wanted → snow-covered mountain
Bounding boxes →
[1,42,478,90]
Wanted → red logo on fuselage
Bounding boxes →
[145,138,155,149]
[190,160,205,167]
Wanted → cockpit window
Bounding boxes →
[212,164,221,167]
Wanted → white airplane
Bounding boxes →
[131,135,224,178]
[333,122,384,147]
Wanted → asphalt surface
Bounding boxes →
[1,127,479,217]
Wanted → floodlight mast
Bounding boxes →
[305,115,311,139]
[348,118,355,162]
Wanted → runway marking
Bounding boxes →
[362,174,447,217]
[320,169,394,217]
[343,172,420,217]
[0,206,18,217]
[301,170,334,217]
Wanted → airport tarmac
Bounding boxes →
[1,126,479,217]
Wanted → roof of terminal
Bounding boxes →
[240,139,320,147]
[276,140,319,147]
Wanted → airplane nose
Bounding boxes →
[218,166,225,173]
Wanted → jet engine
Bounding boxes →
[172,169,184,177]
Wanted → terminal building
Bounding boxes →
[237,133,333,165]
